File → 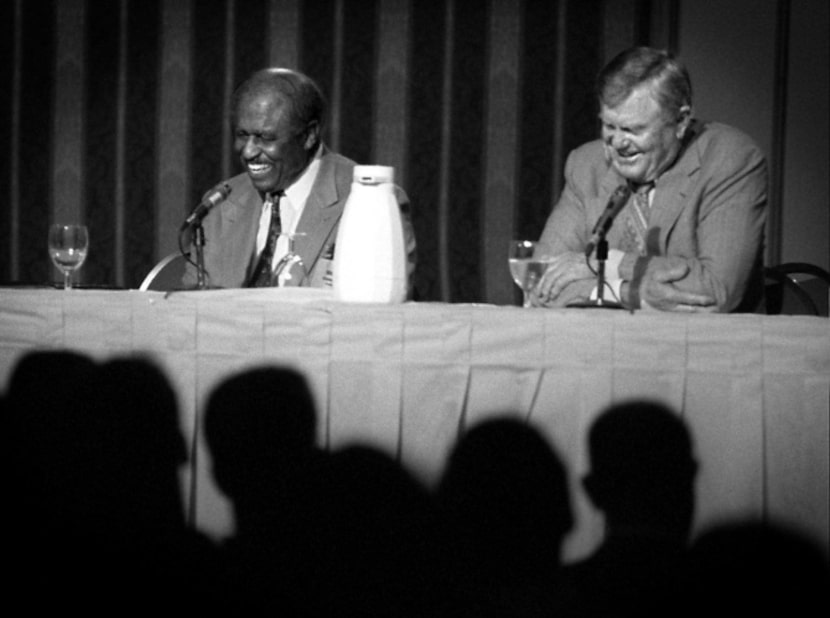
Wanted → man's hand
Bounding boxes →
[641,262,717,312]
[531,279,596,308]
[532,251,595,306]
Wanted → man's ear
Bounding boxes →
[304,121,320,150]
[676,105,692,139]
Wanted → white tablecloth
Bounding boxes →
[1,287,827,561]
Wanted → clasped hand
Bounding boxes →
[639,261,717,312]
[528,252,718,312]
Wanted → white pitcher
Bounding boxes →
[333,165,407,303]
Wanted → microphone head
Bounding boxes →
[181,183,233,231]
[208,183,232,205]
[585,184,633,257]
[604,184,632,219]
[202,183,232,211]
[610,183,632,205]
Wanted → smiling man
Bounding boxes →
[533,47,767,312]
[185,68,416,291]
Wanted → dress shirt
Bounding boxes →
[254,145,324,271]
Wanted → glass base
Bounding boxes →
[566,299,625,310]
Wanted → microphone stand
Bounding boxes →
[193,222,207,290]
[567,235,624,309]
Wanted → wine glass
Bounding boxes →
[508,240,551,308]
[272,232,308,286]
[48,224,89,289]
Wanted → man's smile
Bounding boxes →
[615,149,641,163]
[246,161,274,177]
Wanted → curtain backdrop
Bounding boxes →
[1,0,675,303]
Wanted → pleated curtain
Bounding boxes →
[1,0,675,304]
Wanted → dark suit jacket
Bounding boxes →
[539,120,767,312]
[185,147,416,292]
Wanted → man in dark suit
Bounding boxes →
[533,46,767,312]
[184,67,415,291]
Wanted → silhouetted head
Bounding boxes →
[311,444,439,615]
[5,349,98,427]
[583,399,697,538]
[437,416,573,581]
[5,350,99,523]
[682,519,829,615]
[204,366,318,502]
[89,356,188,532]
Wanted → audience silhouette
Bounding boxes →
[311,443,443,616]
[4,354,828,616]
[434,416,573,617]
[553,399,698,617]
[4,350,219,611]
[87,356,221,608]
[203,365,323,614]
[5,349,99,608]
[680,518,829,616]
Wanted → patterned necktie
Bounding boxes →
[248,192,283,287]
[621,182,654,255]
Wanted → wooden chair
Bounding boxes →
[763,262,830,316]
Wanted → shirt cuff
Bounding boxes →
[605,249,625,280]
[590,277,623,303]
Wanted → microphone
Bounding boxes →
[584,184,632,257]
[181,183,232,231]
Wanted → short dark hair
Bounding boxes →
[231,67,326,134]
[597,47,692,120]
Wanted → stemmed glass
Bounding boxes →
[508,240,551,308]
[273,232,308,286]
[48,224,89,289]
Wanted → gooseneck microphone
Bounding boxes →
[584,184,632,257]
[181,183,232,231]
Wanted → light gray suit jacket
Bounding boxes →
[185,147,416,292]
[539,120,767,312]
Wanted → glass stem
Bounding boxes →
[64,270,72,290]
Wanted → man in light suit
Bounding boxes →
[533,47,767,312]
[184,67,415,292]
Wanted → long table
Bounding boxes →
[1,287,827,561]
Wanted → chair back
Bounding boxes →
[763,263,830,316]
[139,253,192,291]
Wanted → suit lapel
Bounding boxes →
[294,151,351,278]
[219,179,262,284]
[651,127,702,251]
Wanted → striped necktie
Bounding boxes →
[622,182,654,255]
[248,192,283,287]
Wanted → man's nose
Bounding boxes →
[608,130,629,151]
[241,136,260,159]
